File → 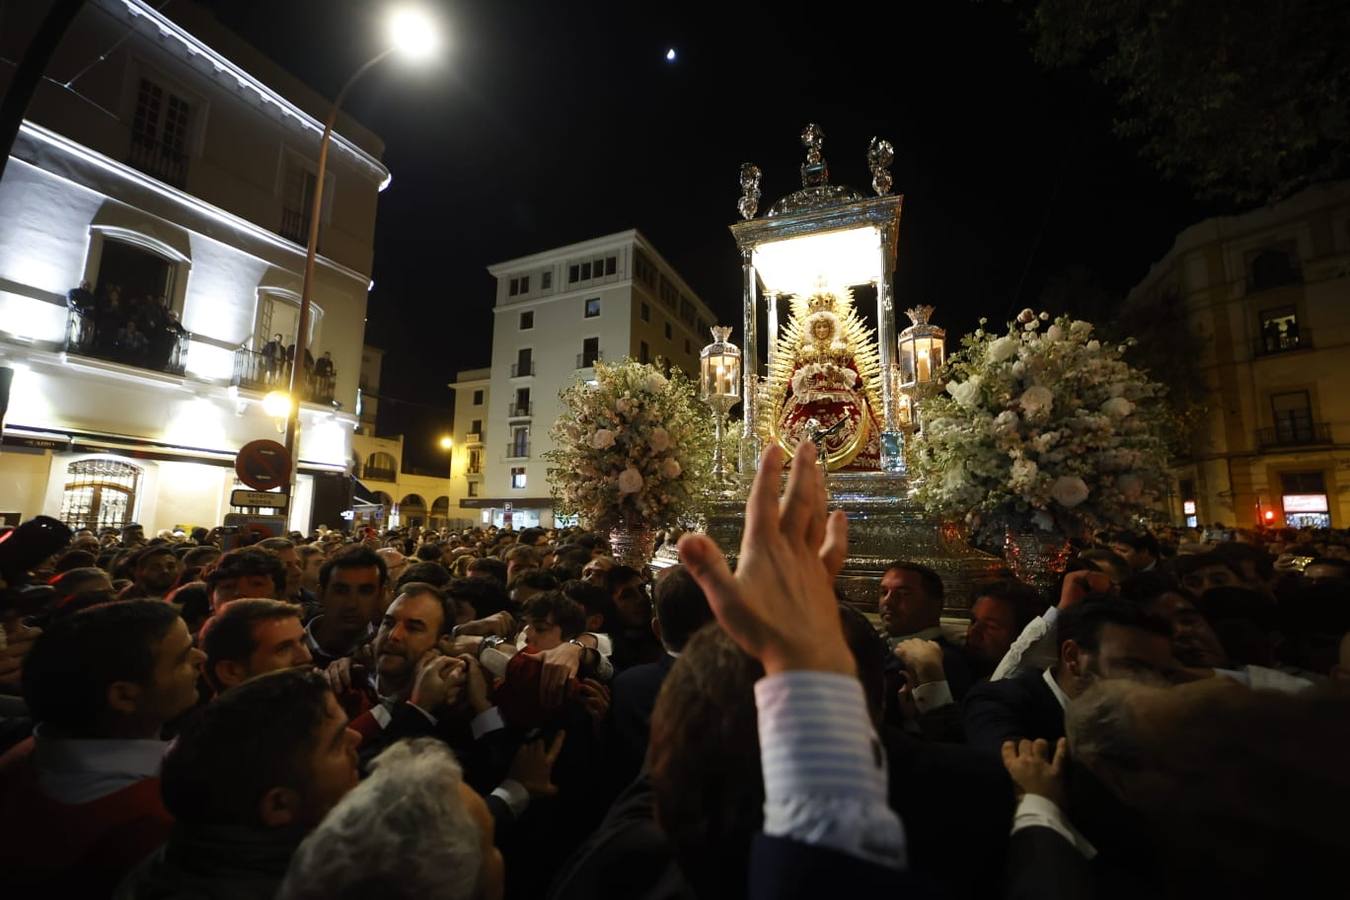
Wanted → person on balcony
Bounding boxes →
[263,333,285,382]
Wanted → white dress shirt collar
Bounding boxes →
[1042,667,1071,711]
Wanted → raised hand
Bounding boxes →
[409,651,467,711]
[508,730,566,797]
[1001,737,1068,807]
[677,442,853,677]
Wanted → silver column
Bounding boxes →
[876,225,904,472]
[741,247,760,473]
[766,292,778,368]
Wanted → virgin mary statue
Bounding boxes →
[760,287,883,471]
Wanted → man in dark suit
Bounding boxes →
[878,561,976,699]
[607,564,713,789]
[962,597,1176,756]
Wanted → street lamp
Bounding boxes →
[437,434,453,533]
[262,390,293,432]
[283,7,442,491]
[699,326,742,491]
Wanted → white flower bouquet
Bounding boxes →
[911,311,1171,541]
[546,359,714,530]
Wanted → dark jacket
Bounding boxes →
[961,669,1065,757]
[608,652,676,788]
[114,823,304,900]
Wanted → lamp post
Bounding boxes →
[438,434,453,533]
[282,8,440,506]
[699,326,742,491]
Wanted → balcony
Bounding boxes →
[128,133,188,188]
[465,432,483,445]
[1253,329,1310,358]
[279,207,310,244]
[65,306,188,376]
[364,466,397,482]
[1256,421,1332,451]
[511,361,535,377]
[576,350,604,369]
[507,401,534,418]
[232,348,336,405]
[505,442,530,459]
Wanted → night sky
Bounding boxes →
[199,0,1216,471]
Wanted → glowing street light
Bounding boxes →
[439,435,454,451]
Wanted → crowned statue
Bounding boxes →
[760,286,884,470]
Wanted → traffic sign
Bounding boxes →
[223,513,288,546]
[231,489,290,509]
[235,439,292,492]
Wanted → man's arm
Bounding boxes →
[962,680,1033,756]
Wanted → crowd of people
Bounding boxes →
[0,440,1346,898]
[66,281,188,374]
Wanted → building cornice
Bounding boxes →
[115,0,391,190]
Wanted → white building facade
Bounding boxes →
[472,230,717,528]
[0,0,387,534]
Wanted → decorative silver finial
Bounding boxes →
[905,305,934,327]
[800,123,829,187]
[710,324,734,343]
[738,163,762,220]
[868,137,894,196]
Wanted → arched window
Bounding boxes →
[431,497,449,516]
[60,459,142,530]
[365,452,397,481]
[399,494,427,511]
[400,493,427,528]
[1248,248,1300,292]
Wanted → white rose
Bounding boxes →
[1049,475,1090,508]
[1045,324,1064,342]
[616,398,633,415]
[661,457,681,479]
[644,373,668,393]
[1011,360,1026,378]
[617,466,644,494]
[947,375,983,408]
[1086,340,1101,352]
[1101,397,1135,418]
[943,464,967,493]
[1069,320,1093,337]
[591,429,615,450]
[1011,457,1039,483]
[649,427,671,452]
[987,336,1018,363]
[1116,472,1143,501]
[1019,385,1055,417]
[994,410,1020,432]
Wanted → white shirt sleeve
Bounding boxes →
[992,607,1060,682]
[1011,793,1097,859]
[911,679,955,714]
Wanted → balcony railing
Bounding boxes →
[466,463,483,475]
[507,401,534,417]
[279,207,310,244]
[1253,329,1310,357]
[1256,421,1332,450]
[465,432,483,444]
[65,306,188,376]
[232,347,336,404]
[128,133,188,188]
[364,466,397,482]
[576,350,604,368]
[511,361,535,377]
[505,442,530,458]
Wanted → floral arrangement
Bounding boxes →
[911,310,1171,541]
[545,359,714,530]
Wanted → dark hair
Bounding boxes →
[1118,571,1188,608]
[207,548,287,596]
[161,668,333,826]
[972,579,1046,634]
[1056,596,1171,653]
[52,550,97,573]
[518,527,546,547]
[1211,542,1276,581]
[391,582,454,637]
[396,561,451,591]
[1077,548,1131,578]
[182,545,221,569]
[318,545,388,592]
[523,590,586,640]
[50,566,110,601]
[552,545,592,572]
[465,556,507,587]
[571,533,607,553]
[167,581,213,636]
[22,600,181,734]
[884,561,945,604]
[838,602,886,725]
[606,565,644,596]
[509,568,560,594]
[415,543,444,562]
[200,598,305,691]
[257,537,295,555]
[445,576,510,620]
[1173,552,1244,581]
[190,527,209,543]
[505,544,541,566]
[132,543,178,567]
[560,578,614,630]
[653,565,713,653]
[1108,531,1160,557]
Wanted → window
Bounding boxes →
[1179,478,1197,528]
[664,322,672,340]
[472,390,484,406]
[1270,391,1313,443]
[511,467,527,489]
[697,318,709,339]
[470,419,482,434]
[364,451,397,481]
[639,340,650,364]
[581,261,592,280]
[59,459,141,530]
[634,250,657,288]
[79,239,185,374]
[468,448,483,473]
[520,311,534,330]
[468,481,480,497]
[542,271,552,290]
[659,275,678,309]
[568,264,579,283]
[1257,307,1302,354]
[129,77,192,187]
[514,387,530,416]
[280,160,318,244]
[581,337,600,368]
[508,278,519,296]
[514,347,533,376]
[680,298,696,326]
[641,302,650,322]
[606,255,617,276]
[520,275,529,294]
[1248,247,1300,292]
[584,297,601,318]
[1280,472,1330,527]
[511,426,529,457]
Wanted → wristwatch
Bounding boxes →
[478,635,506,661]
[568,639,598,674]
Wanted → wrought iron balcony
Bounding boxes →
[465,432,483,445]
[279,207,311,244]
[232,348,336,404]
[511,361,535,377]
[1256,421,1332,450]
[1253,329,1310,357]
[128,133,188,188]
[65,306,188,376]
[576,350,604,369]
[505,442,530,458]
[507,401,534,418]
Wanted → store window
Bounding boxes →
[1280,471,1330,528]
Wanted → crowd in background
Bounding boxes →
[0,443,1346,899]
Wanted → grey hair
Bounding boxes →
[277,738,483,900]
[1064,680,1147,774]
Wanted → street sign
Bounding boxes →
[222,513,288,548]
[235,439,292,492]
[231,489,290,509]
